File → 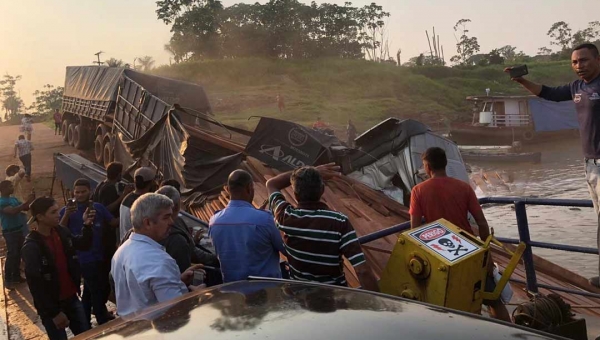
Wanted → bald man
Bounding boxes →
[208,170,286,283]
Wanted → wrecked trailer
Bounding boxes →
[60,66,214,167]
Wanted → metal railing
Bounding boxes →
[491,114,531,127]
[357,196,600,298]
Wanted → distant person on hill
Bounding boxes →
[504,43,600,287]
[346,119,357,147]
[53,109,62,135]
[312,117,327,130]
[14,135,33,182]
[277,93,285,113]
[409,147,510,322]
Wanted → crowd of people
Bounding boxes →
[0,150,511,339]
[0,42,598,339]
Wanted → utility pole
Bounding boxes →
[94,51,104,66]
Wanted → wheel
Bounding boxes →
[94,135,104,164]
[73,125,82,149]
[61,121,70,142]
[103,140,113,168]
[74,126,93,150]
[67,124,76,146]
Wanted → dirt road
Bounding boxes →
[0,123,78,340]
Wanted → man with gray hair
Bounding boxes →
[267,163,378,291]
[156,185,218,273]
[111,193,201,316]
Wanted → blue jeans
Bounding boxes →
[41,296,90,340]
[585,160,600,276]
[2,230,24,283]
[80,261,111,325]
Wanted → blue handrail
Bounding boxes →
[357,196,598,297]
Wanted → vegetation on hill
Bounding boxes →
[154,58,577,132]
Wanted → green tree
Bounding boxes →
[450,19,480,66]
[572,21,600,46]
[105,58,131,68]
[547,21,572,51]
[137,56,156,71]
[155,0,387,60]
[485,49,504,65]
[537,46,553,56]
[357,2,391,61]
[0,74,24,122]
[29,85,64,116]
[496,45,516,63]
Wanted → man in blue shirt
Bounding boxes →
[505,43,600,286]
[209,170,286,282]
[59,178,118,326]
[112,193,202,316]
[0,180,34,289]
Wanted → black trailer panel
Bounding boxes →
[54,153,106,192]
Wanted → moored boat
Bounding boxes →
[449,95,579,145]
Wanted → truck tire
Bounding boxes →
[67,124,76,146]
[94,135,104,164]
[73,125,83,149]
[103,140,113,168]
[62,120,70,142]
[74,125,93,150]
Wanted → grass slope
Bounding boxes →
[154,58,577,133]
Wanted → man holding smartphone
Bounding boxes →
[60,179,118,326]
[505,43,600,287]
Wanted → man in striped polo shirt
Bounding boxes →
[267,163,378,291]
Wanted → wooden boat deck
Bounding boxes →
[188,155,600,325]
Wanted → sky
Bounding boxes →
[0,0,599,106]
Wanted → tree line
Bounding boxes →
[407,19,600,67]
[158,0,393,62]
[0,55,158,123]
[0,75,63,123]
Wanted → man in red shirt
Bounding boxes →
[409,147,510,322]
[22,197,94,340]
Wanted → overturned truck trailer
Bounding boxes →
[59,66,467,208]
[60,66,214,168]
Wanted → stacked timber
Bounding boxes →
[187,155,410,286]
[183,128,600,319]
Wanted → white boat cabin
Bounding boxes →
[468,95,534,128]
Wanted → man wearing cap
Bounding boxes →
[22,197,94,340]
[0,180,35,289]
[119,167,157,242]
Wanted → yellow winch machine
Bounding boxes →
[379,219,525,314]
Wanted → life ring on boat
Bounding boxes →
[522,130,534,141]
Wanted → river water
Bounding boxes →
[469,138,598,278]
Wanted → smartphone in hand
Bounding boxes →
[509,65,528,78]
